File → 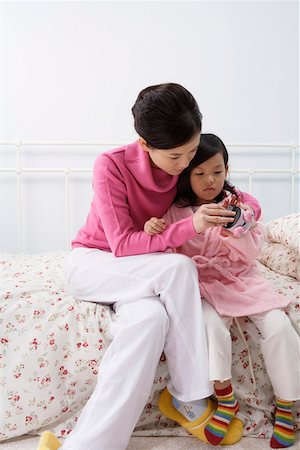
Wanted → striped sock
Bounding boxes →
[270,399,295,448]
[204,385,239,445]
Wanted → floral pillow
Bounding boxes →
[258,213,300,280]
[264,213,300,254]
[258,240,300,281]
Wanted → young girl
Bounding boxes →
[145,133,300,448]
[38,86,263,450]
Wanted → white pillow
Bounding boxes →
[258,240,300,281]
[264,213,300,254]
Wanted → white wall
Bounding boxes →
[0,0,299,252]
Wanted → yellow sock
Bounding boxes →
[37,431,62,450]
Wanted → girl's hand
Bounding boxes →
[221,193,240,209]
[238,203,257,229]
[238,202,253,213]
[222,196,256,230]
[193,203,236,234]
[144,217,166,235]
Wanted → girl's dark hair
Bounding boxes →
[132,83,202,149]
[175,133,237,207]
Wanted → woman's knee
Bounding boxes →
[144,300,169,336]
[117,298,169,337]
[172,253,196,268]
[133,300,169,354]
[164,253,198,278]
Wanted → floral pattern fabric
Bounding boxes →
[263,213,300,254]
[259,241,300,281]
[258,213,300,281]
[1,245,299,442]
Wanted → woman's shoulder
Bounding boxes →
[94,141,141,167]
[93,141,146,184]
[92,145,127,184]
[95,145,125,163]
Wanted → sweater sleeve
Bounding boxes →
[93,155,198,256]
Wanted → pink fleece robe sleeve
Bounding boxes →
[220,223,265,262]
[218,190,264,261]
[239,191,261,220]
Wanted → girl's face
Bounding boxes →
[140,133,200,176]
[190,152,228,205]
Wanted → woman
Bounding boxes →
[38,83,260,450]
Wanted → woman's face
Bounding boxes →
[190,152,228,205]
[140,133,200,176]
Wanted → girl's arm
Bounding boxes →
[238,191,262,220]
[219,190,264,261]
[220,221,265,262]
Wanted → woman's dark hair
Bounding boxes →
[175,133,237,207]
[132,83,202,149]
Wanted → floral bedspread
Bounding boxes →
[0,250,299,442]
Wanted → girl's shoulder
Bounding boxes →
[164,204,194,222]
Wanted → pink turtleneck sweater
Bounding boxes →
[72,141,261,257]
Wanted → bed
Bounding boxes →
[0,213,299,444]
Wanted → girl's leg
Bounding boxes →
[250,309,300,400]
[60,248,213,450]
[251,309,300,448]
[201,301,239,445]
[204,382,239,446]
[202,300,233,382]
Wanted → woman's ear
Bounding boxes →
[139,138,149,152]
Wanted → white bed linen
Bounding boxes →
[1,222,299,441]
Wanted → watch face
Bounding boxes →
[224,205,242,229]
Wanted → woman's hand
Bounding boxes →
[144,217,166,235]
[192,203,236,234]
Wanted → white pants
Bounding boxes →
[202,300,300,401]
[61,248,213,450]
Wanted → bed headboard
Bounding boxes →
[0,141,299,253]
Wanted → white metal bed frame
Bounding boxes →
[0,141,299,252]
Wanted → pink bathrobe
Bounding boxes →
[163,205,290,317]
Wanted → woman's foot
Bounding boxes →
[158,388,243,445]
[37,431,62,450]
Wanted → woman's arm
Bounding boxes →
[93,155,236,257]
[93,155,197,256]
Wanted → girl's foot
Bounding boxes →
[270,399,295,448]
[204,384,239,445]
